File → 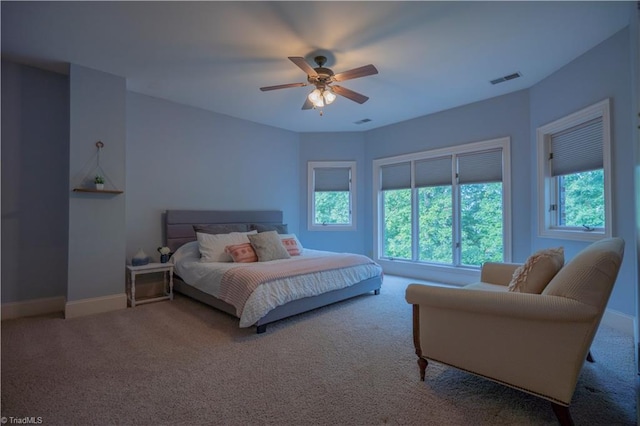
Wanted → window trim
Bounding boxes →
[307,161,356,231]
[536,99,612,241]
[372,137,511,282]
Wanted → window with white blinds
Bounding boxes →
[373,137,511,275]
[379,149,504,189]
[380,162,411,190]
[536,99,611,241]
[457,149,503,184]
[314,167,351,191]
[308,161,356,231]
[550,117,603,177]
[415,156,452,187]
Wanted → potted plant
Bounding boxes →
[94,175,105,190]
[157,246,171,263]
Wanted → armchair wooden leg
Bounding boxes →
[417,357,428,381]
[551,403,574,426]
[412,304,430,380]
[586,351,594,363]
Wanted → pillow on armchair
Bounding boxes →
[508,247,564,293]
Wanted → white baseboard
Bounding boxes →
[1,296,66,320]
[65,293,127,319]
[601,308,635,336]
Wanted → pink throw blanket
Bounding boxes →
[219,254,376,316]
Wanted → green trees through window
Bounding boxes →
[314,191,350,225]
[383,183,503,267]
[558,169,604,228]
[376,138,510,269]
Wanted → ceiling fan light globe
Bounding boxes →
[308,88,322,104]
[323,89,336,104]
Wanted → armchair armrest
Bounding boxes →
[480,262,521,286]
[405,283,598,322]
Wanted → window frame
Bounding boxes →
[373,137,511,283]
[307,161,356,231]
[536,99,612,241]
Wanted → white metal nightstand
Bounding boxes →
[126,263,174,307]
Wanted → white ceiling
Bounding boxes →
[1,1,632,133]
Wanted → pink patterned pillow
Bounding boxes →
[225,243,258,263]
[281,238,301,256]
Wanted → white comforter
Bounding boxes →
[172,241,383,327]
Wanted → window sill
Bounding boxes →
[308,224,356,232]
[376,258,481,286]
[538,228,609,242]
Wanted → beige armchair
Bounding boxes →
[405,237,625,426]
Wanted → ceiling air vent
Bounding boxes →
[490,72,522,85]
[354,118,372,125]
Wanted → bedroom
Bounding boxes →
[1,1,639,424]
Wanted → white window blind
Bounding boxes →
[381,162,411,190]
[314,167,350,191]
[457,149,503,184]
[415,156,452,188]
[550,117,603,177]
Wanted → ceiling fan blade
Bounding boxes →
[260,82,307,92]
[289,57,318,77]
[331,85,369,104]
[333,64,378,82]
[302,98,314,110]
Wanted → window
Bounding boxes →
[537,99,612,241]
[374,137,511,274]
[308,161,356,231]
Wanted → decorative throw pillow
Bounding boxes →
[248,231,291,262]
[280,238,301,256]
[225,243,258,263]
[249,223,289,234]
[197,231,257,263]
[508,247,564,293]
[279,234,303,251]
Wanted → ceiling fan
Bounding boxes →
[260,56,378,110]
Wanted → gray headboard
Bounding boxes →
[164,210,283,252]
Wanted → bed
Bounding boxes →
[164,210,383,333]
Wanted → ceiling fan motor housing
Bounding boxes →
[309,56,334,86]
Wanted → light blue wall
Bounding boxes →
[1,23,636,319]
[125,93,300,261]
[1,61,69,303]
[298,132,366,255]
[529,28,636,317]
[67,64,126,302]
[363,90,532,263]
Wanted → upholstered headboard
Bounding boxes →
[164,210,283,252]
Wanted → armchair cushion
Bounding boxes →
[508,247,564,293]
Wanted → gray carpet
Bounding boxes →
[1,276,636,425]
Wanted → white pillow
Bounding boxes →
[197,230,257,263]
[171,241,199,264]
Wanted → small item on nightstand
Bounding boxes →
[131,248,150,266]
[158,246,171,263]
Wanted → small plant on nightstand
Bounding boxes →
[158,246,171,263]
[94,175,105,190]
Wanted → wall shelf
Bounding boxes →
[71,141,123,194]
[73,188,123,194]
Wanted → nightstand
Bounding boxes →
[126,263,174,307]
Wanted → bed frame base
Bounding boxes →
[174,275,382,333]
